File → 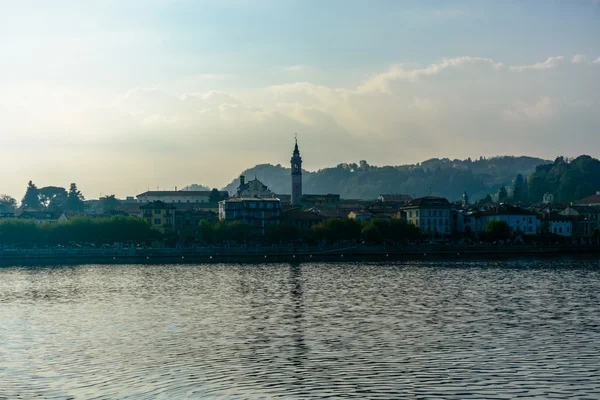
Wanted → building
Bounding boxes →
[139,201,176,233]
[559,206,600,238]
[469,204,539,235]
[401,197,452,235]
[378,194,413,206]
[281,209,325,229]
[548,216,573,237]
[136,190,227,205]
[573,192,600,206]
[16,211,69,224]
[543,193,554,204]
[174,210,217,236]
[291,138,303,207]
[218,198,281,236]
[302,194,340,209]
[236,176,273,198]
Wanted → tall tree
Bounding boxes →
[497,186,509,203]
[512,173,526,202]
[208,188,222,203]
[0,194,17,212]
[100,195,120,213]
[66,183,85,212]
[21,181,42,210]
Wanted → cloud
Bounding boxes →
[282,65,318,74]
[2,54,599,199]
[571,54,587,64]
[509,56,564,72]
[504,97,558,121]
[594,57,600,65]
[357,56,504,93]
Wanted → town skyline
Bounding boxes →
[2,1,600,199]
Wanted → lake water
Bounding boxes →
[1,260,600,399]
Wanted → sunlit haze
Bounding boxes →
[2,0,599,199]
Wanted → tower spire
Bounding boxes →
[291,134,303,207]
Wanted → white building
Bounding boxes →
[401,197,452,235]
[467,205,540,235]
[136,191,227,204]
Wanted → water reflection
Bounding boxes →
[1,260,600,398]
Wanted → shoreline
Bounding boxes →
[1,245,600,265]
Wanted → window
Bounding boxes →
[409,211,412,218]
[154,209,160,214]
[146,219,152,225]
[154,219,161,225]
[559,227,563,233]
[553,227,557,233]
[567,227,570,233]
[529,217,532,223]
[529,227,532,232]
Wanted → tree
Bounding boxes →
[100,195,120,213]
[66,183,85,212]
[38,186,68,210]
[512,173,526,202]
[0,194,17,212]
[485,220,511,241]
[198,220,215,244]
[265,223,304,243]
[478,194,493,205]
[22,181,42,210]
[209,188,222,203]
[497,186,509,203]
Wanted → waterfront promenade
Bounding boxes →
[2,243,599,264]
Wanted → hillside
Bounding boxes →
[220,156,550,201]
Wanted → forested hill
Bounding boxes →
[221,156,550,201]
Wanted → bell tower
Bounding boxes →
[291,135,303,207]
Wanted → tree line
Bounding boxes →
[0,217,421,248]
[0,181,86,212]
[0,216,160,247]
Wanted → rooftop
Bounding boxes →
[402,196,451,208]
[573,194,600,205]
[137,190,227,197]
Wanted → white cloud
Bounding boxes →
[571,54,587,64]
[509,56,564,72]
[357,56,504,93]
[504,97,558,121]
[594,57,600,64]
[282,65,318,74]
[2,54,599,199]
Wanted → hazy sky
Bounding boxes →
[1,0,600,199]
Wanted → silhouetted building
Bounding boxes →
[291,138,303,206]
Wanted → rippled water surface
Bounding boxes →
[2,260,600,399]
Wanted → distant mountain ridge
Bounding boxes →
[219,156,551,201]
